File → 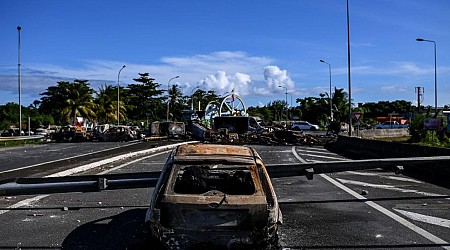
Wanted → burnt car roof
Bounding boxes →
[173,143,257,164]
[176,143,254,157]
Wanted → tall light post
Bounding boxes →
[17,26,22,135]
[320,59,333,121]
[191,85,200,110]
[166,75,179,121]
[416,38,437,117]
[278,85,288,121]
[117,65,126,125]
[347,0,352,136]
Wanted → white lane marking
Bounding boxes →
[290,146,450,249]
[296,148,344,156]
[345,170,382,176]
[346,171,424,183]
[0,142,141,174]
[47,141,191,177]
[291,146,344,162]
[0,195,49,216]
[299,153,345,160]
[297,147,330,152]
[394,209,450,229]
[336,178,450,200]
[322,174,450,249]
[0,142,196,216]
[99,151,169,174]
[385,176,424,183]
[345,171,423,183]
[291,146,307,163]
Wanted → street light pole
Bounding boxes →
[347,0,352,136]
[17,26,22,135]
[117,65,126,126]
[320,60,333,121]
[166,75,179,121]
[278,85,288,121]
[416,38,437,117]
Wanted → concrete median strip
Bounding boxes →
[47,141,196,177]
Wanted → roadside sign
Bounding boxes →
[353,112,362,123]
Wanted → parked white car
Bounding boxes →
[291,121,320,131]
[35,128,49,136]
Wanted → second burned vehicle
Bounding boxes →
[145,143,282,249]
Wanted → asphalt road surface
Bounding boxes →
[0,141,449,249]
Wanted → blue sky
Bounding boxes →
[1,0,449,108]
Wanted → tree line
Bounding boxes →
[1,72,425,131]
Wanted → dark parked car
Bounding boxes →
[145,143,282,249]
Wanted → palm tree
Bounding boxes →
[60,80,97,124]
[95,84,120,124]
[331,88,350,123]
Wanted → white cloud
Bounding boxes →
[380,85,408,93]
[254,66,295,95]
[194,71,252,97]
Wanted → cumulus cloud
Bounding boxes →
[194,71,252,96]
[254,66,295,95]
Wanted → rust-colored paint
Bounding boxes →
[176,143,253,157]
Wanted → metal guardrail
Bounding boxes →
[1,156,450,196]
[0,171,160,196]
[0,135,45,143]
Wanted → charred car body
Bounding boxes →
[145,143,282,249]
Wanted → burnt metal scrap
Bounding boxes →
[187,116,335,146]
[51,124,141,142]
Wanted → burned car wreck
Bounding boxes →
[145,143,282,249]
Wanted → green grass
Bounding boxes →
[0,139,46,148]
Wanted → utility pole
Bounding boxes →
[415,87,424,114]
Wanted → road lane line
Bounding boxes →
[291,146,307,163]
[336,178,450,200]
[394,209,450,229]
[47,141,192,177]
[300,153,346,160]
[99,151,169,174]
[290,146,450,249]
[0,142,195,216]
[0,195,49,215]
[0,142,141,174]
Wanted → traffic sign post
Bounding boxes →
[353,112,362,137]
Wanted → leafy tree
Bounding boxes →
[126,73,164,123]
[0,102,53,130]
[247,105,272,121]
[0,103,20,129]
[267,100,287,121]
